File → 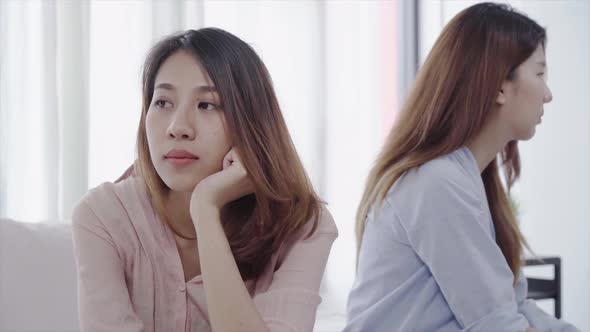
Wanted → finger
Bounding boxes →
[222,148,235,170]
[223,153,232,170]
[229,148,242,164]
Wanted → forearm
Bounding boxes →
[195,205,268,332]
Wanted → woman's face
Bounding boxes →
[146,51,231,193]
[500,44,553,140]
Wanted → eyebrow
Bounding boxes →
[536,61,547,67]
[154,83,217,93]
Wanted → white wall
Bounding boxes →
[419,1,590,330]
[318,3,412,328]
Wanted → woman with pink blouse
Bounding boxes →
[72,28,337,332]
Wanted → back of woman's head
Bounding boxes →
[357,3,546,281]
[137,28,321,280]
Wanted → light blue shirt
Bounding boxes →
[345,147,579,332]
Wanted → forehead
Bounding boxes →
[154,51,212,86]
[522,44,547,66]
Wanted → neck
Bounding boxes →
[165,190,196,239]
[466,113,512,173]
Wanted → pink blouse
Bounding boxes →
[72,176,338,332]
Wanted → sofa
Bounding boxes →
[0,218,79,332]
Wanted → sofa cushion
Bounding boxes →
[0,218,78,331]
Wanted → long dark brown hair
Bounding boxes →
[357,3,546,282]
[136,28,321,281]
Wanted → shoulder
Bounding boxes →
[381,148,484,229]
[296,204,338,244]
[71,177,149,234]
[388,148,480,203]
[273,204,338,266]
[287,204,338,245]
[314,204,338,236]
[406,149,474,189]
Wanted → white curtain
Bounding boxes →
[1,0,414,327]
[0,0,89,223]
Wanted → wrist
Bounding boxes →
[190,198,221,224]
[193,180,228,208]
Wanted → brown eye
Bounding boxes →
[154,100,172,109]
[198,102,218,111]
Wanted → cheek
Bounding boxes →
[211,116,231,149]
[512,85,538,118]
[210,130,231,157]
[145,113,166,162]
[220,128,232,152]
[218,127,231,147]
[525,79,546,103]
[145,112,166,143]
[145,115,156,149]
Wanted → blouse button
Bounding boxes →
[178,284,186,292]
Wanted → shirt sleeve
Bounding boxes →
[399,174,530,331]
[72,200,144,332]
[515,270,580,332]
[252,207,338,332]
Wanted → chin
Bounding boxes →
[521,128,537,141]
[167,183,197,193]
[159,174,203,193]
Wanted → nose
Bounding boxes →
[544,84,553,104]
[166,107,195,140]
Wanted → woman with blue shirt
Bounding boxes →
[345,3,579,332]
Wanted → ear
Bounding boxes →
[496,81,509,105]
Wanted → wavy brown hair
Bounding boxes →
[136,28,321,281]
[356,3,546,282]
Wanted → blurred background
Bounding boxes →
[0,0,588,331]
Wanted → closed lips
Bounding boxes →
[165,149,199,159]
